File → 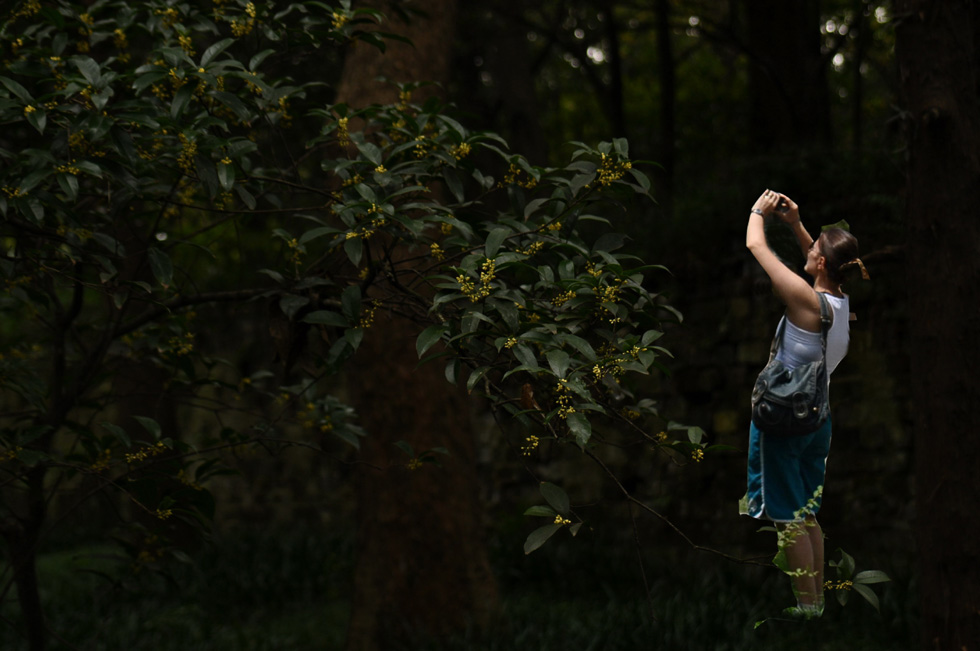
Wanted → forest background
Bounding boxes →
[1,0,977,650]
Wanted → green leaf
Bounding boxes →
[280,294,309,320]
[133,416,162,440]
[852,583,880,612]
[484,227,509,258]
[171,85,194,119]
[101,422,131,448]
[523,505,557,517]
[539,481,570,515]
[0,76,32,102]
[356,141,382,165]
[341,285,361,320]
[416,324,446,358]
[301,310,349,327]
[201,38,236,66]
[546,349,570,378]
[217,161,235,191]
[466,365,490,393]
[24,108,46,134]
[146,248,173,288]
[344,237,363,266]
[72,56,102,86]
[566,412,592,447]
[523,524,561,555]
[853,570,891,584]
[442,167,464,202]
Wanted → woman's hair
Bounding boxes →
[819,228,861,284]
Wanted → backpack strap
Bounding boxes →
[766,291,833,364]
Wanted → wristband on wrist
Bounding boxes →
[750,208,765,216]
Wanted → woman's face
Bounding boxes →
[805,236,824,277]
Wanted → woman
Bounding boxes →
[743,189,865,619]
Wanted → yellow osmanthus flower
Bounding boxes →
[125,441,168,464]
[503,163,537,189]
[824,580,854,591]
[595,152,632,187]
[554,515,572,526]
[450,142,471,160]
[440,221,454,235]
[178,35,195,56]
[521,435,539,456]
[155,508,174,520]
[551,289,575,307]
[545,221,562,232]
[518,241,544,256]
[654,431,668,443]
[504,337,518,349]
[23,105,36,116]
[429,242,445,261]
[374,165,387,173]
[177,134,197,173]
[331,11,349,29]
[155,7,180,29]
[336,117,350,146]
[691,448,704,462]
[406,458,423,470]
[358,300,379,329]
[555,379,575,419]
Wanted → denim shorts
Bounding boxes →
[743,416,833,522]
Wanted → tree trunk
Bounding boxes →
[895,2,980,649]
[336,2,498,649]
[745,0,830,149]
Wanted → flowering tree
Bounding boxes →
[0,0,703,646]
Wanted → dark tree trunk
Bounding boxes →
[653,0,676,217]
[337,2,498,650]
[745,0,830,149]
[895,1,980,649]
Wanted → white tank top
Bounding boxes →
[773,293,850,374]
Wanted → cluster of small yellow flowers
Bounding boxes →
[457,258,496,302]
[406,458,423,470]
[503,163,537,189]
[555,379,575,419]
[341,173,363,188]
[212,0,231,20]
[320,420,334,433]
[585,261,603,277]
[358,300,379,329]
[276,96,292,125]
[178,34,195,56]
[11,0,40,19]
[554,515,572,526]
[230,13,256,36]
[374,164,387,173]
[78,13,95,36]
[10,37,25,54]
[450,142,471,160]
[113,28,130,61]
[331,11,349,29]
[177,133,197,174]
[358,266,370,280]
[56,163,81,175]
[397,89,412,111]
[824,580,854,591]
[413,134,436,159]
[167,333,195,356]
[168,67,186,90]
[551,289,575,307]
[2,447,24,462]
[621,408,641,420]
[286,237,303,265]
[125,441,168,464]
[504,337,518,349]
[89,449,112,472]
[429,242,445,261]
[2,187,25,198]
[521,435,539,456]
[23,104,36,117]
[135,534,165,566]
[155,508,173,520]
[691,448,704,462]
[592,364,605,380]
[597,282,622,304]
[336,116,350,146]
[156,7,181,28]
[238,376,252,391]
[545,221,562,232]
[177,468,204,490]
[517,241,544,256]
[440,221,454,234]
[595,152,632,187]
[655,431,668,443]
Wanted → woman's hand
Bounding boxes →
[775,193,801,224]
[750,189,780,217]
